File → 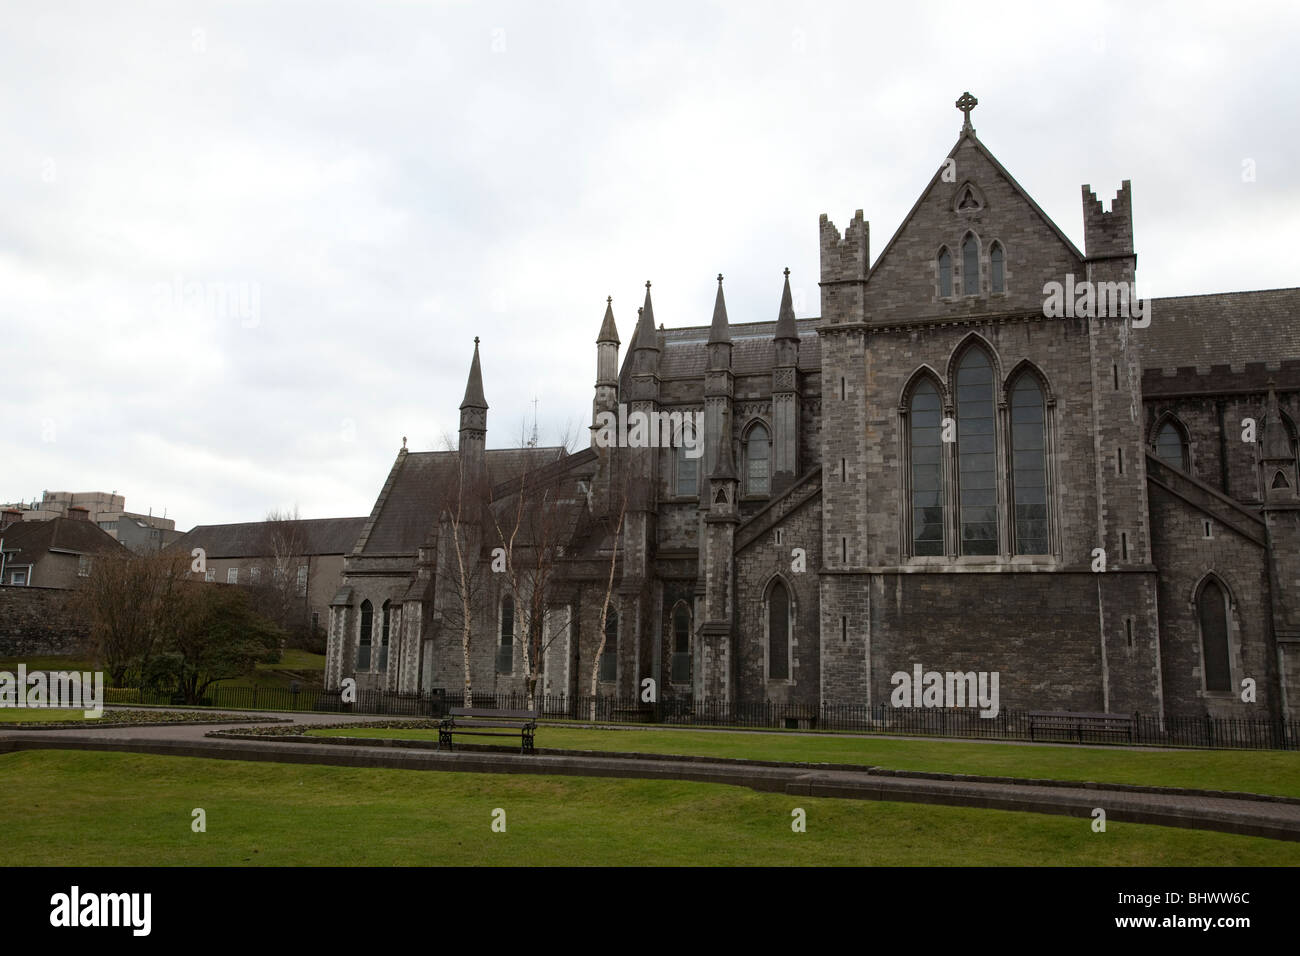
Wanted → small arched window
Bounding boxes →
[357,600,373,670]
[990,243,1004,293]
[938,248,952,297]
[768,580,790,680]
[599,609,617,682]
[1154,420,1188,470]
[962,235,979,295]
[957,348,997,554]
[745,423,770,496]
[497,596,514,674]
[909,379,945,556]
[1198,579,1231,692]
[1010,373,1048,554]
[379,600,391,671]
[671,603,691,683]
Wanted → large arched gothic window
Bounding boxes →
[1154,419,1188,470]
[1197,579,1231,692]
[671,603,691,684]
[497,596,514,674]
[357,600,373,670]
[1010,373,1048,554]
[938,248,953,297]
[910,379,945,556]
[957,349,997,554]
[768,580,790,680]
[962,235,979,295]
[599,609,617,682]
[745,423,770,495]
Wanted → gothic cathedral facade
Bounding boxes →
[326,98,1300,724]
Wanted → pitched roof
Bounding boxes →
[356,446,568,556]
[1139,288,1300,373]
[658,317,821,380]
[868,128,1084,282]
[169,517,368,559]
[0,516,127,565]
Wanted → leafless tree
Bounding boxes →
[258,506,308,642]
[435,432,493,708]
[588,479,629,720]
[488,421,579,710]
[73,548,193,687]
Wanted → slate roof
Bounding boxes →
[658,317,821,380]
[1140,288,1300,372]
[170,517,368,559]
[357,446,568,556]
[0,516,128,566]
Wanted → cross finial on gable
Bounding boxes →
[956,91,978,131]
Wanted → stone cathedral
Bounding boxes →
[326,96,1300,724]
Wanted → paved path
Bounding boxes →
[3,709,1298,841]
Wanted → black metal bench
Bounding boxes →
[439,707,538,754]
[1028,711,1134,744]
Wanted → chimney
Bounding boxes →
[67,505,90,521]
[1,509,21,530]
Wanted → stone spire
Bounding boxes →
[1262,380,1293,461]
[597,296,619,345]
[708,274,731,344]
[460,336,487,411]
[458,337,488,476]
[711,422,737,482]
[775,267,798,341]
[635,282,658,352]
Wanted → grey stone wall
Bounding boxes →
[0,585,90,658]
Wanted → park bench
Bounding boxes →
[1028,711,1134,744]
[438,707,538,754]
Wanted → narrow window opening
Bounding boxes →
[1117,446,1125,475]
[841,536,847,563]
[1126,618,1133,648]
[1112,364,1119,390]
[1204,520,1213,539]
[1120,532,1128,562]
[938,249,952,297]
[841,457,846,482]
[841,377,846,400]
[840,616,847,644]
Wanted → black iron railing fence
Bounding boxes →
[102,684,1297,750]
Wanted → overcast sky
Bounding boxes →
[3,0,1296,529]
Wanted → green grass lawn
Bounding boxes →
[307,724,1300,799]
[0,708,90,723]
[1,750,1295,865]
